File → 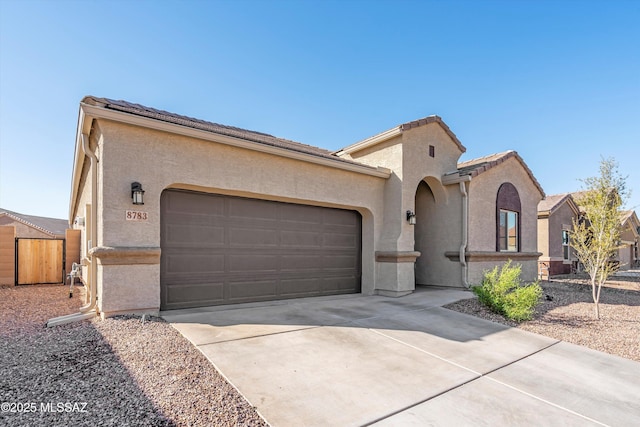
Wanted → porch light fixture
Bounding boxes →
[131,182,145,205]
[406,210,416,225]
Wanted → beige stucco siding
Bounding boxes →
[348,123,466,288]
[98,120,387,246]
[467,157,541,253]
[82,119,389,315]
[548,203,575,260]
[537,216,550,259]
[403,125,465,287]
[69,102,549,315]
[97,264,160,315]
[619,226,638,269]
[466,157,543,283]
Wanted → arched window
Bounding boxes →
[496,183,521,252]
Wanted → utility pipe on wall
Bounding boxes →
[46,134,97,327]
[459,180,469,288]
[80,133,98,313]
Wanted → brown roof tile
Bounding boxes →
[457,150,545,197]
[538,193,574,213]
[400,116,465,153]
[82,96,357,164]
[0,208,68,236]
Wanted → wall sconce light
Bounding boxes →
[131,182,145,205]
[406,210,416,225]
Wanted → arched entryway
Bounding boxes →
[414,177,447,286]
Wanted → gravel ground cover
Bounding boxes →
[0,284,266,427]
[445,274,640,362]
[2,275,638,426]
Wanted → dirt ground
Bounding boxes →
[445,273,640,362]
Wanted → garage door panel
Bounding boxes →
[165,282,225,307]
[229,254,279,272]
[324,209,359,225]
[166,224,225,246]
[165,192,226,217]
[161,190,361,310]
[280,230,322,247]
[280,204,324,223]
[324,254,360,269]
[323,233,359,249]
[228,280,278,300]
[280,278,322,297]
[280,254,324,270]
[323,276,360,292]
[229,227,278,247]
[228,198,279,220]
[167,253,225,274]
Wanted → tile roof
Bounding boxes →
[537,193,579,214]
[81,96,353,164]
[620,210,640,228]
[0,208,68,236]
[400,116,465,153]
[337,115,466,155]
[456,150,545,197]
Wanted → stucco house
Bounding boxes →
[537,193,580,277]
[0,208,68,239]
[66,96,544,318]
[618,210,639,270]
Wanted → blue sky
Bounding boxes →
[1,0,638,220]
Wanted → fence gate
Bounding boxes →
[15,238,65,285]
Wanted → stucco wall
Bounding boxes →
[414,181,464,286]
[349,123,466,288]
[78,119,389,315]
[537,216,550,259]
[549,203,575,260]
[467,157,541,253]
[539,201,579,275]
[467,260,539,286]
[71,111,547,314]
[466,156,543,284]
[619,225,639,269]
[71,130,102,294]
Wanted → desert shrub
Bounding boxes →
[472,261,542,322]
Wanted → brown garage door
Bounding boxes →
[160,190,361,310]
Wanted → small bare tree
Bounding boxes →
[570,158,628,319]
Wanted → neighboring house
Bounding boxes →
[618,210,640,270]
[537,193,581,276]
[69,96,545,318]
[0,208,68,238]
[537,191,640,276]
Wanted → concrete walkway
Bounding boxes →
[162,287,640,426]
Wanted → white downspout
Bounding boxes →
[80,133,98,313]
[459,180,469,288]
[47,133,97,326]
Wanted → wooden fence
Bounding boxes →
[16,238,64,285]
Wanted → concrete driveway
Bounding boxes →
[161,287,640,426]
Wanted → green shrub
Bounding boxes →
[472,261,542,322]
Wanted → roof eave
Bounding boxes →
[69,103,392,221]
[458,151,545,199]
[0,212,59,237]
[335,126,403,156]
[336,115,466,156]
